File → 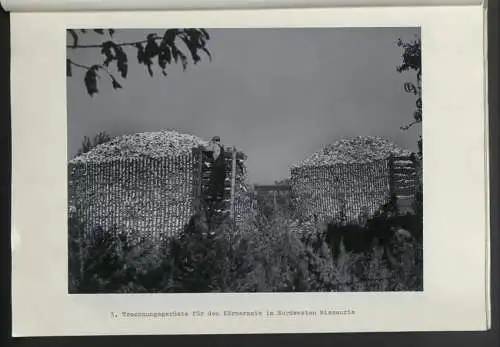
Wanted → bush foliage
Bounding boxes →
[69,195,423,293]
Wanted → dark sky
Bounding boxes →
[67,27,421,184]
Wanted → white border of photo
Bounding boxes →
[10,5,489,336]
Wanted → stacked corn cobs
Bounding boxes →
[69,130,253,238]
[290,136,414,224]
[70,130,209,163]
[293,136,412,168]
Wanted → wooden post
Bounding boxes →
[79,220,85,290]
[192,147,203,213]
[273,190,277,212]
[339,192,346,225]
[387,154,398,212]
[230,147,237,219]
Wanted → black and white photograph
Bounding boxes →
[66,27,423,294]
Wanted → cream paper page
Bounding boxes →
[10,6,488,336]
[0,0,485,12]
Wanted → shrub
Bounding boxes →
[228,209,349,292]
[68,213,85,293]
[75,131,112,157]
[158,207,242,292]
[387,238,423,291]
[231,213,308,292]
[68,194,423,293]
[68,214,159,293]
[319,197,423,291]
[77,226,130,293]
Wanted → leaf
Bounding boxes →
[200,29,210,40]
[158,47,171,70]
[94,29,105,35]
[413,110,422,123]
[135,43,145,63]
[158,35,172,65]
[142,35,161,76]
[171,45,180,63]
[66,59,72,77]
[145,35,160,59]
[101,41,128,78]
[101,41,115,67]
[164,46,172,64]
[68,29,78,48]
[202,47,212,61]
[178,51,188,70]
[415,98,422,109]
[139,51,153,76]
[114,45,128,78]
[181,36,201,63]
[403,82,418,95]
[184,29,200,45]
[112,78,122,90]
[162,29,178,45]
[84,68,99,96]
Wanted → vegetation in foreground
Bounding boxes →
[69,192,423,293]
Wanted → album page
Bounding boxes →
[8,4,489,336]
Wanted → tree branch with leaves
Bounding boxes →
[396,37,422,156]
[66,29,212,96]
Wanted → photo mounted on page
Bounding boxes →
[66,27,423,294]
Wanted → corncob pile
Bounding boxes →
[70,130,209,164]
[293,136,412,168]
[290,136,414,224]
[69,129,253,244]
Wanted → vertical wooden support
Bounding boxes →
[339,191,346,225]
[273,190,277,212]
[198,149,204,202]
[230,147,237,219]
[78,186,85,288]
[191,147,203,213]
[387,154,398,212]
